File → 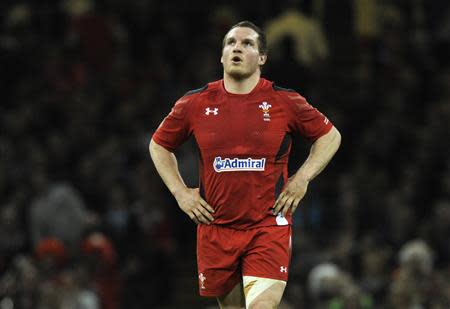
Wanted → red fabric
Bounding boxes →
[71,14,113,71]
[152,78,333,229]
[35,237,67,266]
[95,271,122,309]
[196,224,292,297]
[82,233,121,309]
[81,233,117,266]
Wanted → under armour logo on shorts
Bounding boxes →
[280,266,287,273]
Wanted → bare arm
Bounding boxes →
[296,126,341,181]
[273,126,341,216]
[149,139,188,197]
[149,139,214,224]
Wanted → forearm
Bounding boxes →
[149,139,188,198]
[295,126,341,182]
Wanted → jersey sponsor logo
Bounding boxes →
[205,107,219,115]
[213,157,266,172]
[258,101,272,121]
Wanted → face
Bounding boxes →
[221,27,267,80]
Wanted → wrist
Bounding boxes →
[172,186,188,200]
[295,170,311,183]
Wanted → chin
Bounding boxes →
[227,69,251,80]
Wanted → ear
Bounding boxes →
[258,54,267,66]
[221,54,224,64]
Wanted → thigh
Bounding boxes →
[217,281,245,309]
[242,225,292,281]
[197,225,243,297]
[242,276,286,308]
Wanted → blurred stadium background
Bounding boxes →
[0,0,449,308]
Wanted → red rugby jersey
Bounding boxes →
[152,78,333,229]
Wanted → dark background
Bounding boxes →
[0,0,449,308]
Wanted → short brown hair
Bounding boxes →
[222,21,268,55]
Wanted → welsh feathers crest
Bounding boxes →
[259,101,272,112]
[259,101,272,121]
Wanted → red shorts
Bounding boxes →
[196,224,292,297]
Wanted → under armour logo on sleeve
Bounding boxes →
[280,266,287,273]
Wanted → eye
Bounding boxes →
[243,40,254,47]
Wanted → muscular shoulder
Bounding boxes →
[271,83,310,113]
[174,84,207,112]
[272,83,296,94]
[183,80,222,97]
[184,84,209,97]
[173,81,220,116]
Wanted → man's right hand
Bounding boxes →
[174,188,215,224]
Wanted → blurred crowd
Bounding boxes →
[0,0,449,308]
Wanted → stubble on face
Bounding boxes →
[221,27,263,81]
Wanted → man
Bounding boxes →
[150,21,341,309]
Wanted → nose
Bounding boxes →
[232,42,243,53]
[232,47,243,54]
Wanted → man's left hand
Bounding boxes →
[272,176,309,217]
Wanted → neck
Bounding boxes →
[223,72,261,94]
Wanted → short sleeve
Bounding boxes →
[284,92,333,141]
[152,96,193,152]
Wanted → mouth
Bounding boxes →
[231,56,243,64]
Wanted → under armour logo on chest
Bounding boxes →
[205,107,219,115]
